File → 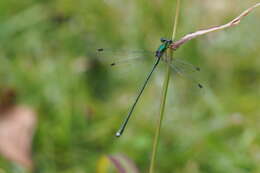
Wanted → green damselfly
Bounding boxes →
[97,38,203,137]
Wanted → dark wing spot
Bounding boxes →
[110,62,116,66]
[196,67,200,71]
[198,83,203,88]
[97,48,104,52]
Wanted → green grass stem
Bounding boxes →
[148,0,180,173]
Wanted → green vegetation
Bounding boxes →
[0,0,259,172]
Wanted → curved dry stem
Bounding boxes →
[170,3,260,50]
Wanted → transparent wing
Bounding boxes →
[172,58,201,72]
[95,48,155,67]
[91,48,157,83]
[168,57,204,89]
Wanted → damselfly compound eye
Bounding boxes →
[160,38,167,43]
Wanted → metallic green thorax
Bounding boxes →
[155,39,172,58]
[158,44,167,52]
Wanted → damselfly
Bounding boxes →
[97,38,203,137]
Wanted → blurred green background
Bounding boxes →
[0,0,260,172]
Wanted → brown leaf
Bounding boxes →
[0,105,37,170]
[108,154,139,173]
[97,154,139,173]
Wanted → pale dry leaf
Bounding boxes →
[0,105,37,170]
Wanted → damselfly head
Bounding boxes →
[160,38,173,43]
[160,38,167,43]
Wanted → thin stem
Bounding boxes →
[148,0,180,173]
[148,58,171,173]
[170,3,260,50]
[172,0,180,40]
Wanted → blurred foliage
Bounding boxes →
[96,154,139,173]
[0,0,260,172]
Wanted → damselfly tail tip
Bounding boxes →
[115,132,121,137]
[97,48,104,52]
[198,83,203,89]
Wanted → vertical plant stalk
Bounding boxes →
[148,0,180,173]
